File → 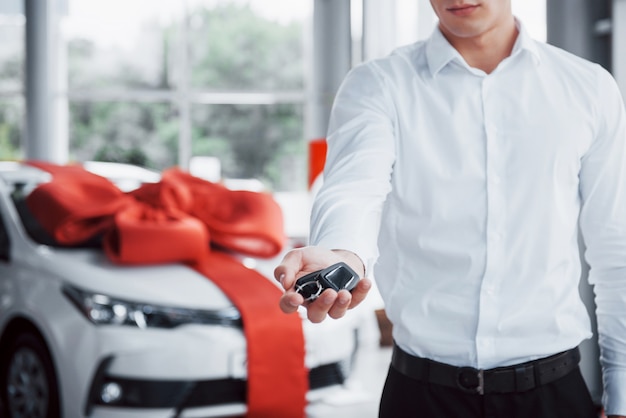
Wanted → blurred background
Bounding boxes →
[0,0,624,415]
[0,0,551,191]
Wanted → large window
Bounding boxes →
[0,6,24,161]
[64,0,309,192]
[1,0,548,192]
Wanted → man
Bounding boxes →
[274,1,626,416]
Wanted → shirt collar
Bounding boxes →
[425,18,541,77]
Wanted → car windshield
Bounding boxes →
[9,181,102,248]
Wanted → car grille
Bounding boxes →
[88,362,347,410]
[308,363,347,390]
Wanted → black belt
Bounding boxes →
[391,343,580,395]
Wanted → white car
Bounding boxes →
[0,161,361,418]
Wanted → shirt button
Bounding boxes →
[478,339,492,349]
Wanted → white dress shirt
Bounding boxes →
[310,22,626,414]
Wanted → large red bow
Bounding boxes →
[25,161,308,418]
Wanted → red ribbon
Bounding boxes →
[25,161,308,418]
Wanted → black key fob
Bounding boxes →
[295,262,360,302]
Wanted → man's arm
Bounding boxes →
[579,67,626,417]
[275,63,395,322]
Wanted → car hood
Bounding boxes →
[35,246,249,310]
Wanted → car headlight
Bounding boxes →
[62,285,242,329]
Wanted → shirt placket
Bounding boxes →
[475,75,507,367]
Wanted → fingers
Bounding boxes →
[301,278,373,322]
[307,289,340,323]
[326,278,373,319]
[348,277,372,309]
[273,246,339,290]
[326,289,351,320]
[273,249,304,290]
[279,291,304,314]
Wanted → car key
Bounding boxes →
[295,262,360,302]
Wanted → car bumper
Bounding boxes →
[56,311,357,417]
[87,361,351,418]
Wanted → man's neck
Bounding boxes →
[442,17,518,74]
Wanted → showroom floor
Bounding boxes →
[305,311,393,418]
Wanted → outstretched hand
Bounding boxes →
[274,246,372,323]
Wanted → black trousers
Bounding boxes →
[379,363,598,418]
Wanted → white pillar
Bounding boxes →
[54,2,69,164]
[178,4,192,170]
[307,0,352,141]
[24,0,68,163]
[614,0,626,98]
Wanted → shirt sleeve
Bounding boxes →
[309,62,396,274]
[579,66,626,415]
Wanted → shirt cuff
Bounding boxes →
[603,368,626,415]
